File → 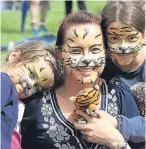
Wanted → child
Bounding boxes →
[101,1,145,149]
[2,40,65,149]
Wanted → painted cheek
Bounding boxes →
[64,55,82,68]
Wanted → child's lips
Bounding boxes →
[117,54,132,60]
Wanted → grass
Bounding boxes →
[1,0,107,66]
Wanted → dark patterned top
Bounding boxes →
[101,58,145,87]
[21,83,140,149]
[102,59,145,149]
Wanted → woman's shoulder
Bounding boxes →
[22,89,55,118]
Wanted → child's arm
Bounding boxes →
[107,84,144,144]
[117,115,145,143]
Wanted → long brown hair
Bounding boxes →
[101,1,145,48]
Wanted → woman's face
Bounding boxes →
[5,59,54,99]
[61,24,105,84]
[107,21,144,66]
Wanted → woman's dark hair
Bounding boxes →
[4,40,65,88]
[101,1,145,48]
[56,11,102,49]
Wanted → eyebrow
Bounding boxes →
[109,27,118,30]
[121,26,132,29]
[108,32,124,36]
[67,38,74,42]
[89,44,102,49]
[33,65,38,79]
[67,44,83,49]
[41,77,49,82]
[95,33,101,38]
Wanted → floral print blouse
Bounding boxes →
[21,83,140,149]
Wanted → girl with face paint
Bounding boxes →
[100,1,145,149]
[21,12,141,149]
[101,1,145,86]
[1,41,64,149]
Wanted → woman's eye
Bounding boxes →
[69,49,82,54]
[90,48,101,54]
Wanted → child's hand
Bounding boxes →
[96,110,118,128]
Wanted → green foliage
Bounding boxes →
[1,0,106,66]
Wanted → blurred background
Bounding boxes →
[1,0,107,66]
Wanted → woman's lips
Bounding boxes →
[76,67,95,76]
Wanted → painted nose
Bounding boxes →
[82,59,92,65]
[26,82,33,89]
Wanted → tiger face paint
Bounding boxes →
[5,59,54,99]
[107,22,144,66]
[62,24,105,84]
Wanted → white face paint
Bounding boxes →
[109,43,142,54]
[62,24,105,84]
[107,22,144,66]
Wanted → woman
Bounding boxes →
[21,11,140,149]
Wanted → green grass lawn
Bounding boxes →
[1,0,107,66]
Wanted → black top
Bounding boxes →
[21,83,140,149]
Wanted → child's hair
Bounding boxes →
[130,82,145,117]
[4,40,65,88]
[56,11,102,49]
[101,1,145,49]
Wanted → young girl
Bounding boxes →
[1,40,65,149]
[100,1,145,149]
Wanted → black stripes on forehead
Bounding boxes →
[109,26,139,35]
[83,28,89,39]
[72,29,78,37]
[108,32,124,37]
[72,28,102,40]
[40,67,45,72]
[95,33,101,39]
[109,26,133,31]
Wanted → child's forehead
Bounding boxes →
[26,59,53,67]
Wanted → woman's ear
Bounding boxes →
[8,50,21,63]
